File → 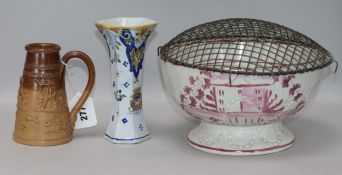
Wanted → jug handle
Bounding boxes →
[60,51,96,129]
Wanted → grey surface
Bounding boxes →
[1,98,342,174]
[0,0,341,174]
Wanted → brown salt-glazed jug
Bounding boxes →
[13,43,95,146]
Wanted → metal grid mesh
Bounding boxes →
[159,18,335,75]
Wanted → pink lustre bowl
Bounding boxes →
[158,18,337,155]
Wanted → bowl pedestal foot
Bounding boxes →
[187,121,295,155]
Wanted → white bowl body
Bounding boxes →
[160,60,322,126]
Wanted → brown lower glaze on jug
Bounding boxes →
[13,43,95,146]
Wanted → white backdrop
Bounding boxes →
[0,0,341,175]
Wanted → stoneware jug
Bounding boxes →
[13,43,95,146]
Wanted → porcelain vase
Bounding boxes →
[96,17,157,143]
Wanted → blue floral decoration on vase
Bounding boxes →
[119,29,145,80]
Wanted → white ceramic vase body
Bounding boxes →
[96,17,157,143]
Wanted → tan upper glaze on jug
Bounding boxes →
[13,43,95,146]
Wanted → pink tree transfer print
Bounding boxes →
[180,71,219,112]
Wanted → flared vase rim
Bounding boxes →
[95,17,157,30]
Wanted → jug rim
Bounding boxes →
[25,43,61,52]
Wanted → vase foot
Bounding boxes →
[187,121,294,155]
[104,133,151,144]
[105,111,151,144]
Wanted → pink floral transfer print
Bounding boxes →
[179,70,305,118]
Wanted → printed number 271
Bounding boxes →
[79,107,88,121]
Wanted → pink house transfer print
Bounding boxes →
[179,70,305,124]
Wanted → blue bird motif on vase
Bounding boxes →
[119,29,146,80]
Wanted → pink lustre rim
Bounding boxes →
[187,137,295,153]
